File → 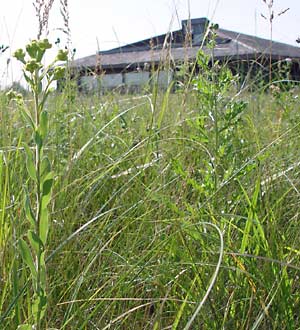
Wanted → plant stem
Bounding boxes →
[33,69,42,330]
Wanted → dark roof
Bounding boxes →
[71,18,300,72]
[218,28,300,59]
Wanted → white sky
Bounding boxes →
[1,0,299,87]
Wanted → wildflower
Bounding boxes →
[26,40,40,59]
[6,89,18,101]
[53,66,66,80]
[38,39,52,50]
[25,59,42,73]
[56,49,68,62]
[6,89,23,103]
[13,49,26,64]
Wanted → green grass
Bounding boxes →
[0,76,300,329]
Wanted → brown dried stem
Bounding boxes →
[33,0,55,39]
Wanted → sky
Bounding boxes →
[1,0,300,87]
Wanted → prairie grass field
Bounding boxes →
[0,57,300,329]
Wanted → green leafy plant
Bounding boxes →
[186,49,247,194]
[7,39,67,330]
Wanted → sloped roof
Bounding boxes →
[218,28,300,59]
[71,19,300,72]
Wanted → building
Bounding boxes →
[70,17,300,92]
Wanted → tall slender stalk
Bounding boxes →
[8,40,68,330]
[261,0,290,83]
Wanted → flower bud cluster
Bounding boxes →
[13,39,68,80]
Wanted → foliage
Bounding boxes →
[0,46,299,330]
[5,39,67,329]
[5,81,29,96]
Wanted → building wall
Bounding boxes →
[79,76,98,92]
[101,73,123,88]
[124,72,150,86]
[79,73,123,92]
[78,70,173,92]
[152,70,173,87]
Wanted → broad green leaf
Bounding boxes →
[23,71,34,87]
[27,230,43,254]
[37,80,43,94]
[40,111,48,140]
[18,239,36,278]
[23,144,37,182]
[39,251,47,288]
[34,130,43,153]
[32,291,47,322]
[39,208,49,245]
[24,191,36,228]
[40,90,51,113]
[41,172,54,210]
[41,157,51,180]
[19,105,35,130]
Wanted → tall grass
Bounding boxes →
[0,4,300,329]
[1,68,299,328]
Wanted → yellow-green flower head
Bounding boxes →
[38,39,52,50]
[5,90,23,103]
[53,66,66,80]
[15,93,23,101]
[13,49,26,64]
[56,49,68,62]
[26,40,40,59]
[25,59,42,73]
[6,89,18,101]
